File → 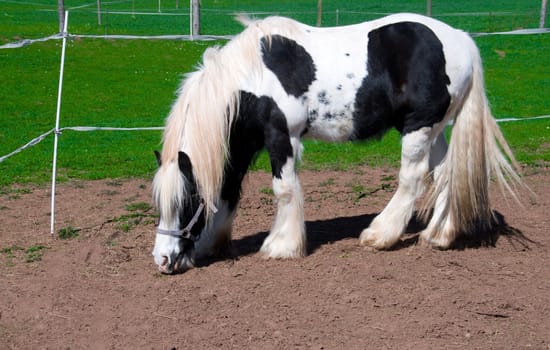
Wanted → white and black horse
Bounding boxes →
[152,13,522,274]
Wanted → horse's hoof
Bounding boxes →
[359,229,395,250]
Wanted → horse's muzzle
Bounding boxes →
[157,252,194,274]
[158,256,173,274]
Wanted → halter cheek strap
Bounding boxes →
[156,202,218,241]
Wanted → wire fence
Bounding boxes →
[1,0,547,43]
[1,5,549,164]
[3,115,550,165]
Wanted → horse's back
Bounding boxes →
[243,14,477,141]
[292,14,474,140]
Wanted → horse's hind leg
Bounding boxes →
[261,136,306,258]
[419,128,459,249]
[429,132,448,174]
[417,131,456,248]
[360,127,433,249]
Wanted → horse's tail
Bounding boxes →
[422,41,523,246]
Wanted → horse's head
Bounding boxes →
[152,151,207,274]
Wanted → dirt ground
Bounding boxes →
[1,165,549,349]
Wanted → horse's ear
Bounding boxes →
[178,151,193,178]
[154,150,162,166]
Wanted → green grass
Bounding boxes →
[1,245,24,258]
[0,244,48,263]
[198,0,543,34]
[0,38,211,185]
[126,202,152,212]
[0,1,548,189]
[25,244,47,262]
[476,34,550,166]
[58,225,80,239]
[1,0,543,42]
[108,201,156,232]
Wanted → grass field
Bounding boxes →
[0,0,544,40]
[0,1,549,187]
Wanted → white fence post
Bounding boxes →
[541,0,548,28]
[97,0,101,25]
[191,0,200,36]
[57,0,65,32]
[50,10,69,236]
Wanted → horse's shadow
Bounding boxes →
[198,210,533,267]
[233,212,377,258]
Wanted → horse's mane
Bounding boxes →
[153,16,302,221]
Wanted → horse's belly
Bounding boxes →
[301,80,358,141]
[303,105,355,141]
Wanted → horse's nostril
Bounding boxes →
[160,256,169,267]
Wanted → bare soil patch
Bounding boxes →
[1,166,549,349]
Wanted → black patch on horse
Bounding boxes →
[221,91,293,211]
[352,22,451,140]
[261,35,316,97]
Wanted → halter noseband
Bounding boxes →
[156,201,217,242]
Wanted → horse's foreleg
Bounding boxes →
[195,201,235,259]
[360,127,432,249]
[261,137,306,258]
